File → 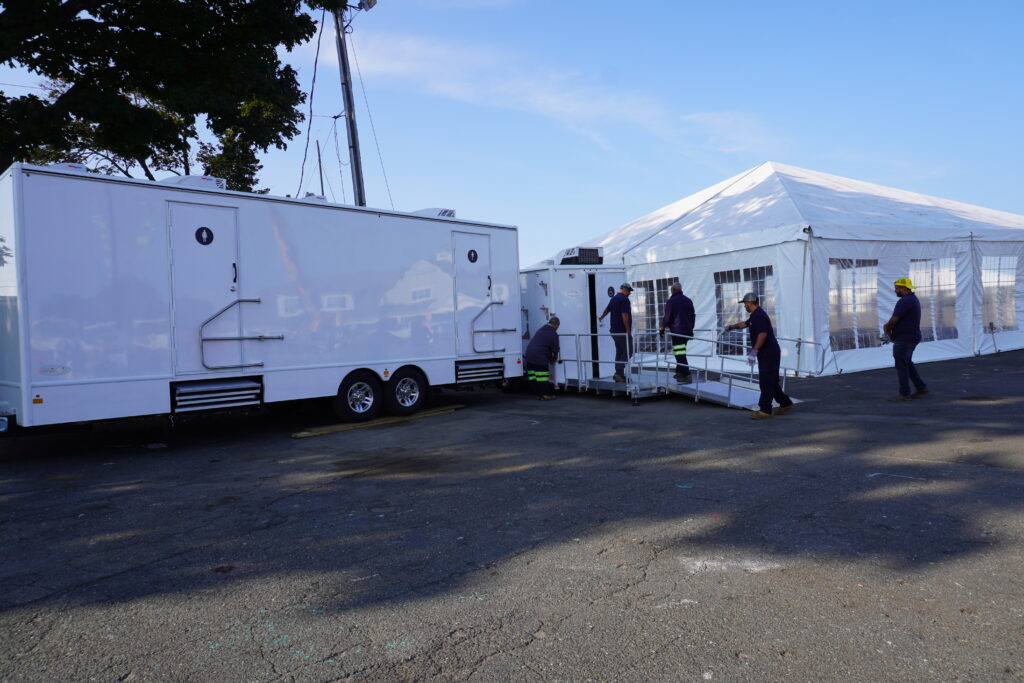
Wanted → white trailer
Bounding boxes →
[520,247,625,387]
[0,163,521,429]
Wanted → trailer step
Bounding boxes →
[172,377,263,413]
[455,358,504,383]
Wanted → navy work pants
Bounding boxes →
[756,350,793,414]
[670,333,691,376]
[526,361,553,396]
[892,341,926,396]
[613,333,633,377]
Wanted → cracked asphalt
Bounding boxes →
[1,350,1023,682]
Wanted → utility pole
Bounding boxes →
[333,5,367,206]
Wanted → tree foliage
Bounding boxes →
[0,0,350,190]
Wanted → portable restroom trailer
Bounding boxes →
[0,163,521,429]
[520,247,625,387]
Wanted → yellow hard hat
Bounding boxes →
[893,278,915,290]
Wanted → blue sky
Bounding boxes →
[3,1,1023,266]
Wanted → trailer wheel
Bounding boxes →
[385,367,428,416]
[333,371,383,422]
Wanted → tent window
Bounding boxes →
[632,277,678,353]
[910,258,958,342]
[828,258,880,351]
[982,255,1018,332]
[714,265,776,356]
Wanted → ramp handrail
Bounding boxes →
[471,300,517,353]
[200,298,285,370]
[553,327,828,404]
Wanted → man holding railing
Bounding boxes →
[724,292,794,420]
[598,283,634,383]
[525,316,561,400]
[659,282,696,383]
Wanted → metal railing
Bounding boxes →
[200,298,285,370]
[555,327,833,403]
[471,300,517,354]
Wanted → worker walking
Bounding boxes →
[525,316,560,400]
[883,278,928,401]
[598,283,634,382]
[659,282,696,383]
[724,292,794,420]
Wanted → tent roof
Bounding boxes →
[579,162,1024,265]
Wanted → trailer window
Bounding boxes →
[714,265,776,356]
[981,255,1018,332]
[910,258,958,341]
[321,294,354,311]
[828,258,880,351]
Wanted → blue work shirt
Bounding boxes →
[603,293,632,333]
[891,292,922,343]
[746,306,780,355]
[661,292,695,336]
[525,324,560,365]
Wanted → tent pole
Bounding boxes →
[969,231,978,355]
[798,226,812,376]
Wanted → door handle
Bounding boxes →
[232,263,238,283]
[487,275,492,292]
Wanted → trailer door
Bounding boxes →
[169,202,241,374]
[453,231,493,355]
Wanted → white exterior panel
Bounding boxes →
[1,164,520,427]
[0,168,23,418]
[520,264,624,384]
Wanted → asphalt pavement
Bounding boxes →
[1,350,1022,682]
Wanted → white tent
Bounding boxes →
[577,162,1024,375]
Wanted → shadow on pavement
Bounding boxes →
[0,349,1022,613]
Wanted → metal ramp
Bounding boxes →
[558,328,824,412]
[581,369,764,410]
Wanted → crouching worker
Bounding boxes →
[723,293,794,420]
[525,316,560,400]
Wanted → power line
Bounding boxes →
[0,81,46,91]
[296,8,327,198]
[319,137,338,202]
[330,115,348,205]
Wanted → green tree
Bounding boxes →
[0,0,350,190]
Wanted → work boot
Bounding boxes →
[675,374,693,384]
[887,395,912,402]
[613,374,627,383]
[749,411,772,420]
[911,388,930,398]
[774,404,794,415]
[539,394,556,401]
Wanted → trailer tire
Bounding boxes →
[385,367,429,416]
[333,371,383,422]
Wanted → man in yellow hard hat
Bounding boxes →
[882,278,928,401]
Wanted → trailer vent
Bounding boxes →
[558,247,603,265]
[411,207,456,218]
[455,358,505,383]
[158,175,227,190]
[171,377,263,413]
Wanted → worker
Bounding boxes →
[882,278,928,401]
[723,292,794,420]
[597,283,633,382]
[524,316,560,400]
[659,282,696,383]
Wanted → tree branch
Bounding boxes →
[136,156,155,181]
